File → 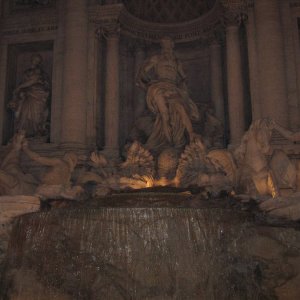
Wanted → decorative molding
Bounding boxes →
[122,0,217,24]
[88,3,124,24]
[1,24,57,36]
[97,22,121,39]
[10,0,56,12]
[1,11,57,36]
[119,2,223,43]
[221,0,249,26]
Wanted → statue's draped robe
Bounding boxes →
[145,80,199,152]
[14,67,49,137]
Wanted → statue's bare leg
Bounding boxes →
[155,95,172,143]
[174,102,194,141]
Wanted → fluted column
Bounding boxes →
[210,40,225,125]
[133,45,146,120]
[60,0,88,146]
[102,24,120,156]
[226,22,245,145]
[246,6,262,121]
[254,0,288,127]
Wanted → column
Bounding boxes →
[226,23,245,145]
[0,0,5,144]
[60,0,88,146]
[255,0,288,127]
[102,24,120,156]
[280,0,299,130]
[50,0,65,143]
[210,40,225,125]
[86,22,99,147]
[246,6,262,121]
[133,44,146,120]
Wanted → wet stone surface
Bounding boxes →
[0,192,300,300]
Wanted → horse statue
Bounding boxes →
[208,119,291,198]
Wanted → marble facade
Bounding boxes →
[0,0,298,156]
[0,0,300,193]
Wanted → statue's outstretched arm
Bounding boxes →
[273,122,300,142]
[136,56,157,90]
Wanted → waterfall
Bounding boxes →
[1,193,300,299]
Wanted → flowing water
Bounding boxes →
[1,192,300,299]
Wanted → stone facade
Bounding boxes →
[1,2,300,298]
[0,0,298,155]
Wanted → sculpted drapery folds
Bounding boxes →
[136,37,200,153]
[8,54,50,139]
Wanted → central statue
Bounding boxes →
[136,37,200,154]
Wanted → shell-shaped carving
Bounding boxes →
[120,141,155,177]
[176,138,215,187]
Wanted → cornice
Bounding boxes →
[0,1,227,43]
[1,10,57,36]
[88,3,124,25]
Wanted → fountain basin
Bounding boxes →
[1,193,300,299]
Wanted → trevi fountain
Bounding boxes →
[0,0,300,299]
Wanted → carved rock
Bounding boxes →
[259,195,300,221]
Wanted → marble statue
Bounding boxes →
[233,119,279,197]
[207,118,299,199]
[269,120,300,191]
[0,131,37,196]
[8,54,50,139]
[206,119,280,198]
[271,120,300,143]
[136,37,200,153]
[22,140,83,200]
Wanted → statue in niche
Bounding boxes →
[0,131,37,196]
[136,37,200,154]
[8,54,50,141]
[22,139,83,200]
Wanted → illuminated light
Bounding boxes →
[154,177,170,187]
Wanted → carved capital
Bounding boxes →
[207,27,225,46]
[221,0,249,26]
[97,22,120,39]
